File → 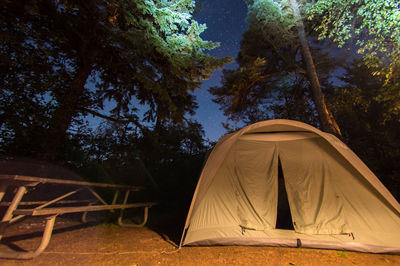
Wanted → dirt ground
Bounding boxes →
[1,209,400,266]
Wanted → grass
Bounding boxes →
[97,222,120,229]
[337,251,348,258]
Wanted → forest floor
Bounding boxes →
[1,206,400,266]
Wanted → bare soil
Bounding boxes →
[1,210,400,266]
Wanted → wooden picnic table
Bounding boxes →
[0,174,156,260]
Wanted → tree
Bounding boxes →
[0,0,229,160]
[306,1,400,61]
[289,0,341,136]
[72,118,208,198]
[212,0,343,134]
[330,61,400,198]
[306,0,400,91]
[214,0,400,136]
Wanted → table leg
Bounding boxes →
[81,202,95,223]
[0,186,26,238]
[0,183,8,202]
[1,186,26,222]
[117,191,150,227]
[0,215,57,260]
[118,206,149,227]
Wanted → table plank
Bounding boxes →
[14,202,157,216]
[0,175,143,191]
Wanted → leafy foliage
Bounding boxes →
[306,0,400,79]
[67,118,209,201]
[0,0,229,159]
[331,61,400,199]
[245,0,297,45]
[306,0,400,51]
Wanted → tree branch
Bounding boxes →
[265,37,306,75]
[81,108,144,131]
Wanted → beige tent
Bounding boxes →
[180,119,400,253]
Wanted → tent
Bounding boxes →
[180,119,400,253]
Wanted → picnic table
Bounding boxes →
[0,174,156,259]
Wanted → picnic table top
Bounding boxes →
[0,174,143,191]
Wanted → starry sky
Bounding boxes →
[191,0,248,142]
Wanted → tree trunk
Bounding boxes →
[41,46,94,160]
[289,0,342,137]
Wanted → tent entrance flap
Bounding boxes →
[278,137,351,235]
[276,156,294,230]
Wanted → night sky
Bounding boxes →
[192,0,248,142]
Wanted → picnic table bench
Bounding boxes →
[0,174,157,260]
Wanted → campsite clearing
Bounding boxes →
[0,216,399,265]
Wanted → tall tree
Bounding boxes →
[212,0,343,133]
[289,0,341,136]
[0,0,230,160]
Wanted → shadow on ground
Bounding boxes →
[146,201,189,247]
[1,220,102,252]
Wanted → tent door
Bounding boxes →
[275,156,294,230]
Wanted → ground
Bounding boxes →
[1,208,400,266]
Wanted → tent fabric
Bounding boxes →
[180,119,400,253]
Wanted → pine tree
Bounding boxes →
[0,0,230,159]
[212,0,342,135]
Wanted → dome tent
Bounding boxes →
[180,119,400,253]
